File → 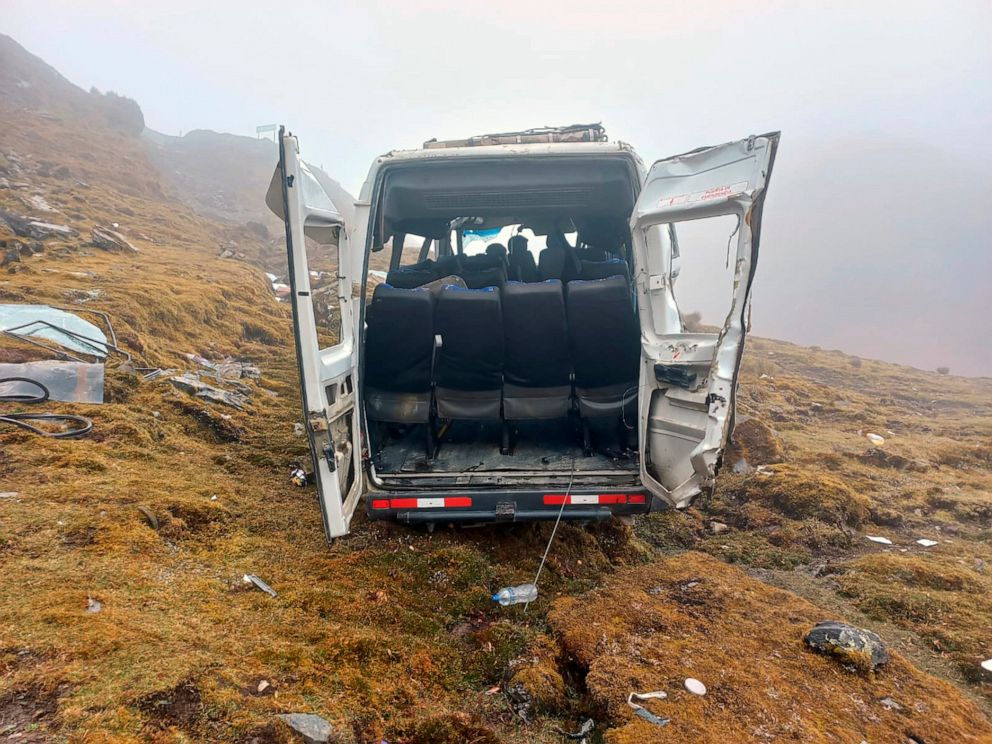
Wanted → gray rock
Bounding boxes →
[2,247,20,267]
[24,220,76,240]
[276,713,334,743]
[732,458,753,474]
[709,521,730,535]
[804,620,889,672]
[91,226,138,253]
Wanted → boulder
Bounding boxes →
[91,226,138,253]
[804,620,889,673]
[276,713,335,743]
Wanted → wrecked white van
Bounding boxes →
[268,124,779,540]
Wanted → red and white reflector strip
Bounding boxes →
[543,493,647,506]
[371,496,472,510]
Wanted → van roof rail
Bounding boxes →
[423,123,607,149]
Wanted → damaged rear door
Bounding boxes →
[267,128,362,539]
[632,133,780,508]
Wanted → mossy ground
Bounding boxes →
[2,105,991,741]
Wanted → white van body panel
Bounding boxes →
[632,133,780,507]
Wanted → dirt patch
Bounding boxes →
[548,552,992,743]
[137,679,204,732]
[0,684,64,742]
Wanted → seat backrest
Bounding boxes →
[579,258,631,284]
[508,234,539,282]
[502,280,570,389]
[364,284,436,392]
[459,264,506,289]
[565,275,640,389]
[434,286,503,391]
[538,231,581,281]
[386,259,439,289]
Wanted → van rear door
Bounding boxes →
[631,133,780,508]
[267,128,363,539]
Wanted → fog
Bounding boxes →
[6,0,991,374]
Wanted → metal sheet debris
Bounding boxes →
[626,690,669,727]
[243,574,277,597]
[866,535,893,545]
[169,372,248,410]
[0,361,104,403]
[916,538,939,548]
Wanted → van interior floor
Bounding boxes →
[371,417,639,476]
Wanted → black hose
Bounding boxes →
[0,377,93,438]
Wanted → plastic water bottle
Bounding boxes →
[492,584,538,606]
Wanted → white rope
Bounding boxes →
[524,458,575,612]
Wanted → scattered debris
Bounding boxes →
[294,422,305,437]
[137,506,159,530]
[86,597,102,613]
[492,583,538,607]
[709,521,729,535]
[804,620,889,673]
[732,458,753,474]
[168,372,248,410]
[243,574,277,597]
[865,433,885,446]
[556,718,595,741]
[91,225,139,253]
[276,712,334,743]
[684,678,707,696]
[879,696,903,711]
[1,304,110,358]
[916,539,939,548]
[0,361,104,403]
[183,353,260,381]
[257,680,270,694]
[981,659,992,674]
[866,535,893,545]
[1,375,94,438]
[0,492,18,499]
[626,690,669,727]
[290,468,311,487]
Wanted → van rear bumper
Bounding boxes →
[366,488,653,524]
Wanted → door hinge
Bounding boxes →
[322,443,337,472]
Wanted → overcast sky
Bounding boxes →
[5,0,992,374]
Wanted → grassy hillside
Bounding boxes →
[1,33,990,743]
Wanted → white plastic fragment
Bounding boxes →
[86,597,102,613]
[865,433,885,446]
[866,535,893,545]
[0,492,17,499]
[916,539,939,548]
[684,678,707,696]
[243,574,278,597]
[981,659,992,673]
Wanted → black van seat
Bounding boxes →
[539,231,582,282]
[565,275,640,420]
[502,280,571,422]
[364,284,437,427]
[434,285,504,421]
[579,258,631,283]
[507,234,539,282]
